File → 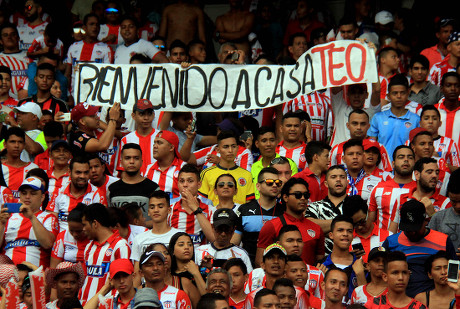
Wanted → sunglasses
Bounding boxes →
[154,44,166,51]
[259,179,283,187]
[73,28,86,34]
[217,182,235,188]
[287,192,310,199]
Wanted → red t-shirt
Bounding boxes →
[292,168,327,202]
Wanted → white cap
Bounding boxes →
[19,177,45,192]
[14,102,42,119]
[375,11,394,25]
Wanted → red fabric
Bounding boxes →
[292,168,327,202]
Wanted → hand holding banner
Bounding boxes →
[29,266,46,309]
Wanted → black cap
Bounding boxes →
[368,246,387,261]
[213,208,237,228]
[50,140,71,152]
[399,200,426,232]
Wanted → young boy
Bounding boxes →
[188,39,206,64]
[224,258,249,309]
[27,23,64,59]
[378,47,400,104]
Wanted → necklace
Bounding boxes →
[258,200,278,224]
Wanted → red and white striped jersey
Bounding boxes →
[429,58,455,86]
[347,174,382,201]
[98,24,123,46]
[138,22,158,41]
[294,286,310,309]
[1,97,18,110]
[0,186,16,204]
[27,35,64,58]
[95,129,125,175]
[396,187,450,214]
[2,162,39,193]
[305,264,324,299]
[243,287,261,309]
[435,99,460,147]
[169,198,216,247]
[47,182,101,231]
[330,138,392,172]
[80,233,130,304]
[276,141,307,171]
[368,179,416,230]
[244,268,266,293]
[116,129,159,176]
[157,284,192,309]
[350,284,387,306]
[282,90,332,142]
[434,136,460,166]
[350,224,392,263]
[194,144,253,171]
[34,149,52,172]
[0,51,31,98]
[17,22,48,51]
[2,211,59,267]
[121,225,148,249]
[51,229,90,263]
[381,100,423,115]
[379,74,390,101]
[47,169,71,204]
[94,175,118,206]
[143,157,185,199]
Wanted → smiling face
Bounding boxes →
[70,162,90,190]
[321,270,348,304]
[207,272,230,297]
[411,134,434,159]
[55,272,80,300]
[285,261,308,288]
[256,132,276,158]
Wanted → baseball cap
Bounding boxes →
[217,119,243,137]
[133,99,154,113]
[375,11,394,25]
[19,177,45,193]
[213,208,237,228]
[399,200,426,232]
[409,127,428,143]
[368,246,387,262]
[14,102,42,119]
[50,140,71,152]
[439,18,456,28]
[140,250,165,266]
[263,243,287,258]
[363,139,380,151]
[71,102,99,123]
[133,288,162,309]
[109,259,134,279]
[448,31,460,44]
[156,130,181,159]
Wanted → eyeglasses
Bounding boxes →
[270,157,289,165]
[154,45,166,51]
[217,182,235,188]
[259,179,283,187]
[105,8,119,13]
[25,5,33,11]
[287,192,310,199]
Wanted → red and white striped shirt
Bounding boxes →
[143,157,185,199]
[47,182,101,231]
[276,141,307,171]
[0,51,31,98]
[330,138,392,172]
[2,210,59,267]
[34,149,52,172]
[368,179,416,230]
[350,224,392,263]
[27,35,64,58]
[194,145,253,171]
[1,97,18,110]
[169,198,216,246]
[435,99,460,147]
[94,175,118,206]
[434,136,460,166]
[397,186,451,213]
[17,21,48,50]
[157,284,192,309]
[350,284,387,306]
[305,264,324,299]
[294,286,310,309]
[282,90,332,142]
[2,162,39,193]
[51,229,89,263]
[379,74,391,101]
[47,169,71,203]
[95,129,126,175]
[0,186,16,204]
[347,174,382,201]
[429,58,455,86]
[116,129,159,176]
[80,233,130,304]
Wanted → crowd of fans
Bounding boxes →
[0,0,458,308]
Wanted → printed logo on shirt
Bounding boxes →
[86,262,110,277]
[163,301,173,308]
[307,229,316,238]
[439,143,446,149]
[367,185,375,191]
[309,279,317,288]
[300,154,306,162]
[404,122,412,128]
[174,170,179,178]
[105,248,113,257]
[238,178,247,187]
[83,197,92,205]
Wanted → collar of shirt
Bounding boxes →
[94,232,118,247]
[277,140,306,150]
[353,222,379,239]
[216,164,238,171]
[151,157,183,171]
[386,108,411,120]
[283,212,306,223]
[47,168,70,180]
[437,99,460,113]
[63,182,93,198]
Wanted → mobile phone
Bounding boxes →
[448,260,459,282]
[60,113,71,122]
[231,52,239,61]
[240,131,252,141]
[4,203,21,213]
[190,119,196,132]
[352,243,364,252]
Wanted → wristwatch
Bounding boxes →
[193,207,203,215]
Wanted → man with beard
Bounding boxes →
[108,143,159,226]
[305,165,348,255]
[383,200,456,297]
[368,145,416,231]
[139,250,192,309]
[17,0,48,51]
[45,262,85,309]
[47,156,101,231]
[396,158,450,216]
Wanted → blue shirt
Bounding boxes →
[368,109,420,160]
[321,253,359,301]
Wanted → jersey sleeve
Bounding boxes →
[448,141,460,166]
[27,38,40,54]
[176,289,192,309]
[257,220,276,249]
[51,231,65,260]
[368,186,378,212]
[315,228,325,256]
[131,235,142,261]
[46,195,57,212]
[198,170,211,198]
[43,213,60,236]
[112,239,131,260]
[194,147,212,166]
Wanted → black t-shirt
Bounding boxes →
[108,178,159,219]
[19,95,68,116]
[68,130,94,157]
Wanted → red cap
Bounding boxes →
[363,139,380,151]
[133,99,154,113]
[109,259,134,279]
[156,130,181,159]
[71,102,99,123]
[409,127,428,143]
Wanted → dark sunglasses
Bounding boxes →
[217,182,235,188]
[287,191,310,199]
[259,179,283,187]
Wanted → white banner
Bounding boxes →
[74,40,378,112]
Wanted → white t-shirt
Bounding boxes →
[18,22,48,51]
[131,227,181,261]
[114,39,161,64]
